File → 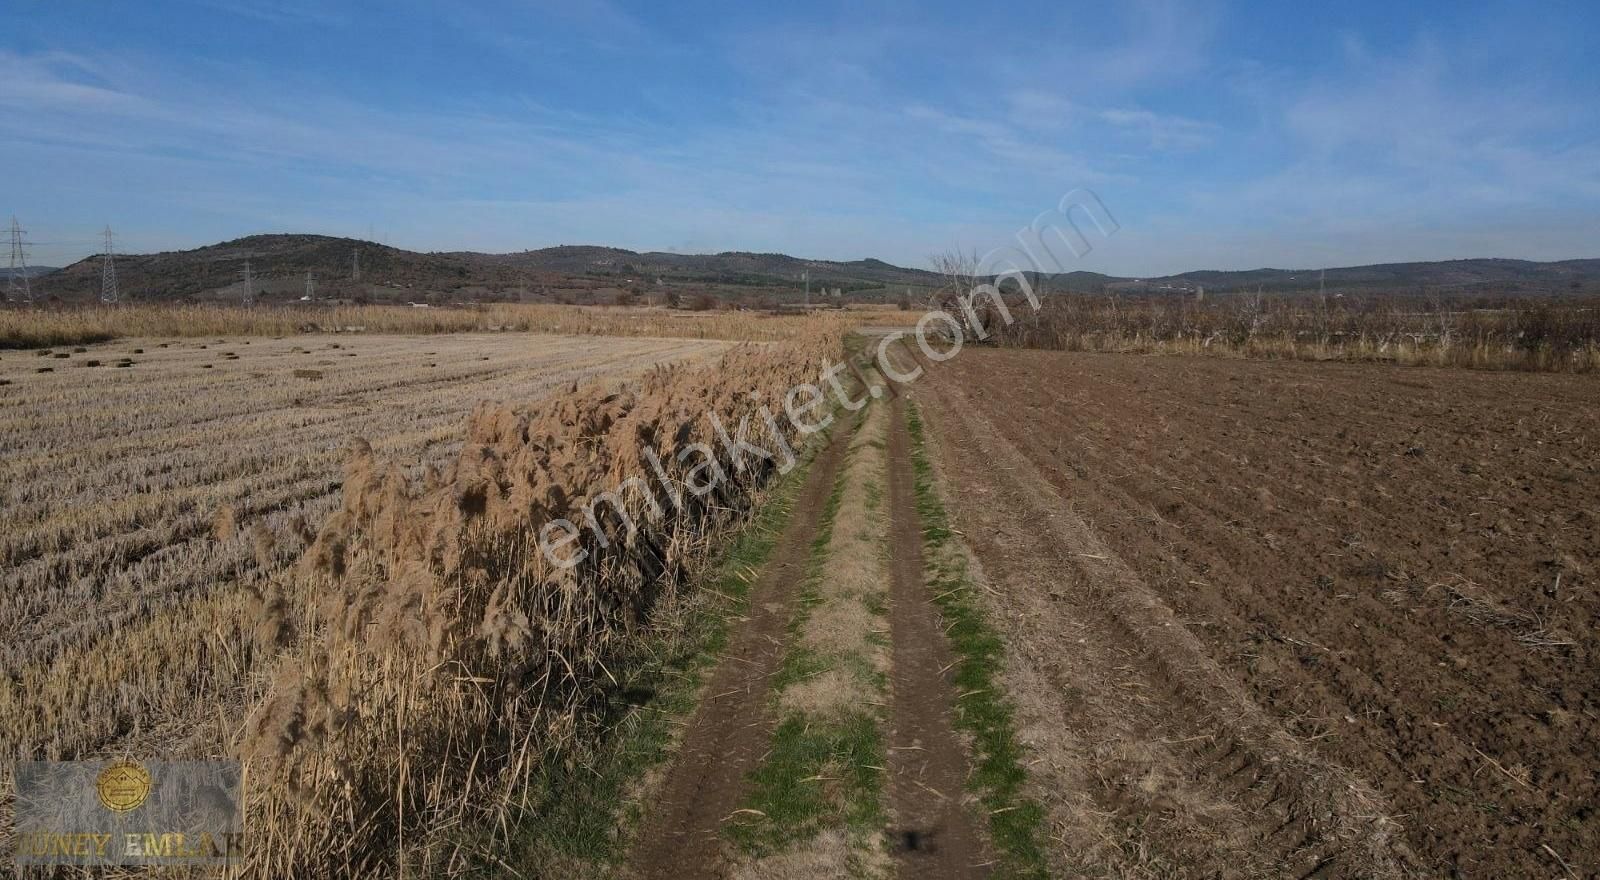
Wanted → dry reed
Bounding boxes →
[979,292,1600,372]
[0,331,752,876]
[233,318,851,875]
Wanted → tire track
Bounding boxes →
[628,412,859,880]
[884,392,993,879]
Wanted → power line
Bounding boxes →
[7,217,32,305]
[100,225,119,305]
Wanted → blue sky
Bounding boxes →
[3,0,1597,274]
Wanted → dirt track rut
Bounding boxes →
[884,392,992,878]
[628,414,858,880]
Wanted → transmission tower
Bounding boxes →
[7,217,32,305]
[241,260,254,307]
[100,226,119,304]
[306,271,315,300]
[352,248,361,282]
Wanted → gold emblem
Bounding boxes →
[96,760,152,813]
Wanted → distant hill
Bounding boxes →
[1113,258,1600,295]
[0,266,60,279]
[33,235,518,303]
[27,234,1600,303]
[455,245,943,289]
[34,235,944,303]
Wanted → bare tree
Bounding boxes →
[929,248,980,312]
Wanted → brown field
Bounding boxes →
[912,347,1598,877]
[0,309,864,878]
[0,302,861,349]
[5,311,1595,879]
[0,332,729,766]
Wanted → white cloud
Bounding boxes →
[1099,107,1216,149]
[0,51,144,111]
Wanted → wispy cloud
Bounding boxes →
[0,51,144,111]
[187,0,351,27]
[1099,107,1216,149]
[4,1,1597,273]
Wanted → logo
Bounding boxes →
[95,760,152,813]
[15,759,241,865]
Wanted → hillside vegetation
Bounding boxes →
[26,233,1600,305]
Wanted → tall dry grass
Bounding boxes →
[980,293,1600,372]
[0,302,849,348]
[232,318,850,875]
[0,334,741,876]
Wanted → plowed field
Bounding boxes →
[915,349,1598,877]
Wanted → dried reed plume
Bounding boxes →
[236,320,849,876]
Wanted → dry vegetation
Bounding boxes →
[234,318,848,876]
[0,302,856,350]
[0,327,810,872]
[980,291,1600,371]
[728,398,891,875]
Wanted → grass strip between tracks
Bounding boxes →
[905,400,1052,880]
[725,399,891,873]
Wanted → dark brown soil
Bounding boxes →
[916,349,1599,878]
[885,392,993,878]
[628,412,859,880]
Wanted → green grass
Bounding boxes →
[493,428,829,877]
[728,712,887,856]
[905,401,1053,880]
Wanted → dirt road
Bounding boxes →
[913,348,1598,878]
[629,413,859,880]
[628,390,1002,878]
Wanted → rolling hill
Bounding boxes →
[26,234,1600,303]
[1123,258,1600,294]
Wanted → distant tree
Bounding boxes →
[664,289,682,309]
[930,248,980,311]
[615,288,638,307]
[688,292,716,311]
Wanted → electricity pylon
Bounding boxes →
[241,260,254,307]
[100,226,119,304]
[7,217,31,305]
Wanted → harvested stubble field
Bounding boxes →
[0,308,870,878]
[913,348,1598,877]
[0,332,728,776]
[0,303,853,350]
